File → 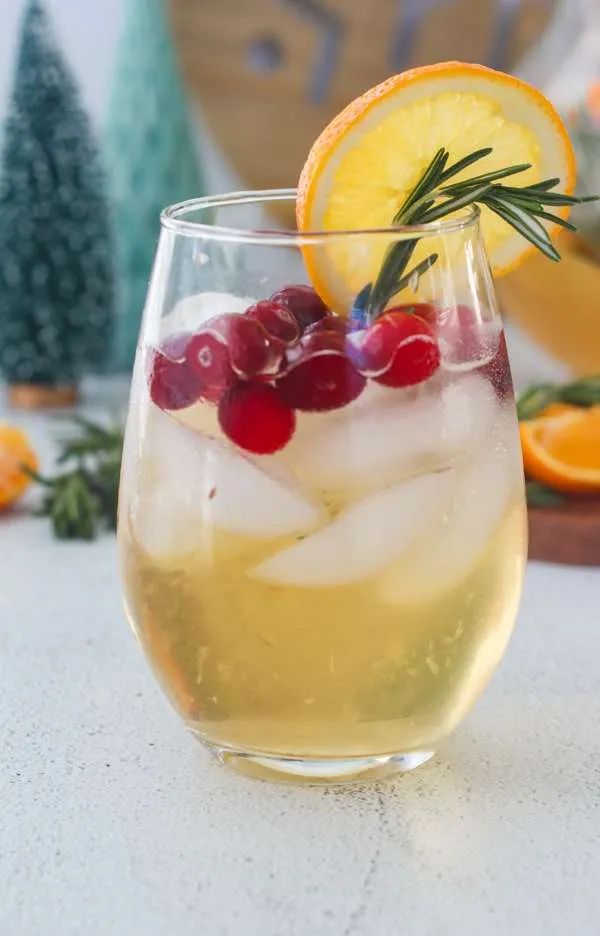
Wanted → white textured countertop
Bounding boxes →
[2,385,600,936]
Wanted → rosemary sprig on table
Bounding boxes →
[26,417,123,540]
[366,146,599,319]
[517,375,600,421]
[525,481,565,509]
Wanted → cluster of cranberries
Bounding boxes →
[149,286,442,455]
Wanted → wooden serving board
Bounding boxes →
[528,499,600,566]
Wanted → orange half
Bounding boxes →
[520,404,600,494]
[297,62,576,313]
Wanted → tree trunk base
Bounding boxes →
[8,383,79,409]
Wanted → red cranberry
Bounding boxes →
[218,382,296,454]
[160,331,192,361]
[295,329,346,357]
[270,285,329,331]
[303,315,348,338]
[224,315,285,378]
[393,302,438,323]
[481,332,514,400]
[245,300,300,345]
[348,309,440,388]
[185,330,235,403]
[278,331,365,412]
[423,303,501,368]
[148,349,202,411]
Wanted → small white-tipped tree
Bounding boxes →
[105,0,205,369]
[0,0,114,401]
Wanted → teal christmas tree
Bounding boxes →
[105,0,205,369]
[0,0,114,403]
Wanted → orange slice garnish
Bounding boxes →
[520,404,600,494]
[297,62,576,313]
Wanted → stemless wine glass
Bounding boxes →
[118,190,527,784]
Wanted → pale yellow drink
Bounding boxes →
[120,363,527,767]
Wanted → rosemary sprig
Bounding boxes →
[366,147,599,318]
[516,383,557,421]
[517,376,600,421]
[526,481,565,508]
[26,417,123,540]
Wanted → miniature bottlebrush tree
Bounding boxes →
[0,0,114,404]
[105,0,205,369]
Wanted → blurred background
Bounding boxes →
[3,12,600,933]
[1,0,600,537]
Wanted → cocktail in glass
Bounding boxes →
[118,191,527,783]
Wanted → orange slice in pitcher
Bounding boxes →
[297,62,576,312]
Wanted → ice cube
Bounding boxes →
[131,407,322,557]
[251,469,454,587]
[380,418,524,604]
[160,291,256,339]
[285,374,497,495]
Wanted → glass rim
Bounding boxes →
[160,188,481,244]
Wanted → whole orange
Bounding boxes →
[0,425,38,509]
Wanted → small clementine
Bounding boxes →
[0,425,38,509]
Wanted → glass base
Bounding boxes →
[201,739,435,785]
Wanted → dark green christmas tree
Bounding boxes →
[0,0,114,393]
